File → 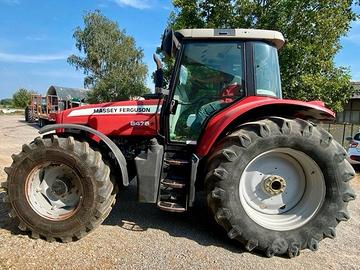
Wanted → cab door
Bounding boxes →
[167,41,246,144]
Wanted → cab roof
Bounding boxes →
[176,29,285,49]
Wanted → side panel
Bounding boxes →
[59,99,162,137]
[196,96,335,157]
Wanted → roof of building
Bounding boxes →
[176,28,285,49]
[352,81,360,87]
[351,81,360,99]
[46,85,88,101]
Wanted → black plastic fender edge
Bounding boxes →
[39,124,129,186]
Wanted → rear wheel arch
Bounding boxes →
[219,103,333,137]
[197,102,335,158]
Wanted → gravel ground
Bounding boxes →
[0,115,359,270]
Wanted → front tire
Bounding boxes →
[2,136,116,242]
[205,117,356,257]
[25,107,34,123]
[24,106,29,122]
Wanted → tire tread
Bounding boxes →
[2,135,116,243]
[205,117,355,258]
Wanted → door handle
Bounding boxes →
[169,100,178,114]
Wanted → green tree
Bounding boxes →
[0,99,13,106]
[68,11,148,103]
[12,89,34,108]
[168,0,359,111]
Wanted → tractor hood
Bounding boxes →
[57,99,162,137]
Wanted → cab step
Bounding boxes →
[157,152,192,213]
[161,178,186,189]
[164,158,190,166]
[157,201,186,213]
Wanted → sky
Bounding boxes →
[0,0,359,99]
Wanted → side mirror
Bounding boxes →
[153,54,164,94]
[161,28,174,58]
[346,136,353,141]
[161,28,179,58]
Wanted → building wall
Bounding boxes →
[336,81,360,124]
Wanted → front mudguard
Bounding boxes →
[39,124,129,186]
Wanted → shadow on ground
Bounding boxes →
[0,182,249,255]
[104,181,247,254]
[17,120,40,130]
[0,192,20,234]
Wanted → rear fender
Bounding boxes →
[39,124,129,186]
[196,96,335,157]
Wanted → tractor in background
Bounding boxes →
[25,94,43,123]
[24,86,87,127]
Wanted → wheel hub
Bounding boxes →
[25,162,82,221]
[239,148,326,231]
[51,179,68,197]
[263,175,286,196]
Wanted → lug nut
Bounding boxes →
[263,175,287,196]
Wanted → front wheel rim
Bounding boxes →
[25,162,83,221]
[239,148,326,231]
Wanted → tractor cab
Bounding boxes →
[158,28,284,143]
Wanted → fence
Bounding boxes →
[319,123,360,148]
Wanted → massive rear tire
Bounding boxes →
[205,117,356,257]
[1,135,116,242]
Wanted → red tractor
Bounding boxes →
[3,28,356,257]
[25,94,43,123]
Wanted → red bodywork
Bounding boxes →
[196,96,335,157]
[58,96,335,157]
[58,99,161,139]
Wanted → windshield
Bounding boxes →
[253,42,282,98]
[169,41,245,142]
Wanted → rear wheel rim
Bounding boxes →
[25,162,83,221]
[239,148,326,231]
